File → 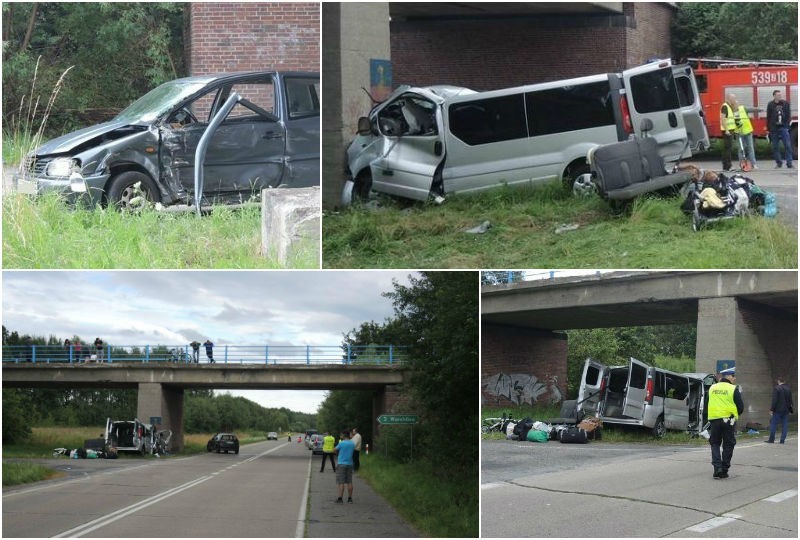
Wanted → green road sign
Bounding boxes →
[377,414,418,425]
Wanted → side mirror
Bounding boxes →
[357,117,372,136]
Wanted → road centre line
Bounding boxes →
[764,489,797,503]
[685,513,741,533]
[53,442,287,538]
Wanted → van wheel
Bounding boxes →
[652,416,666,438]
[352,170,373,202]
[563,162,592,196]
[107,171,160,210]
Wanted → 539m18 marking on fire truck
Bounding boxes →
[751,70,790,85]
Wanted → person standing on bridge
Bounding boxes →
[706,367,744,479]
[767,375,793,444]
[94,337,104,363]
[320,432,337,473]
[190,341,200,363]
[334,430,355,503]
[351,427,362,472]
[204,339,214,363]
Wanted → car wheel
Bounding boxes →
[235,447,239,455]
[107,171,160,210]
[563,161,591,194]
[652,416,666,438]
[571,173,597,198]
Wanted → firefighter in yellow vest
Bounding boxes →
[719,94,738,171]
[706,367,744,479]
[733,99,757,169]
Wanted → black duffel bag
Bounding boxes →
[559,426,589,444]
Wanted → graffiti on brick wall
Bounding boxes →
[482,372,562,406]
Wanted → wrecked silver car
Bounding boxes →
[343,60,708,204]
[15,71,320,207]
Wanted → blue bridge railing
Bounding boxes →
[1,344,406,366]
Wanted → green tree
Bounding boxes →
[2,389,33,444]
[672,3,797,61]
[316,390,374,443]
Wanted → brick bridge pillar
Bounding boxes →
[696,297,797,426]
[137,383,185,452]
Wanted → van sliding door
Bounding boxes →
[672,65,710,154]
[577,358,607,416]
[621,357,648,420]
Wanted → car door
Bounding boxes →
[280,74,320,187]
[577,358,607,416]
[663,373,690,429]
[621,357,648,420]
[672,64,711,153]
[623,61,690,161]
[368,91,446,201]
[163,75,286,197]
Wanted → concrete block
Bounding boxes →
[260,187,321,266]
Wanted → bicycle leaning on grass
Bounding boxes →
[481,412,518,434]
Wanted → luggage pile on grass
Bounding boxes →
[507,415,603,444]
[677,165,777,231]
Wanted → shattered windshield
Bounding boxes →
[114,81,210,124]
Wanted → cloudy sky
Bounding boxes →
[2,270,417,413]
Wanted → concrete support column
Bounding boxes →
[321,2,390,209]
[137,383,185,452]
[696,297,776,425]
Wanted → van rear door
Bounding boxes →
[621,357,648,420]
[623,61,690,161]
[577,358,607,416]
[672,64,710,153]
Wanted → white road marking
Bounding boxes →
[763,489,798,503]
[53,442,288,538]
[481,482,507,490]
[295,450,313,538]
[685,514,741,533]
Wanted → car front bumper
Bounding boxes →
[14,170,110,202]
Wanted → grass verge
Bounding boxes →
[358,454,477,538]
[3,462,64,486]
[2,192,318,269]
[323,181,797,268]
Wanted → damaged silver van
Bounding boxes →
[577,358,716,437]
[15,71,319,208]
[105,417,171,455]
[343,59,708,204]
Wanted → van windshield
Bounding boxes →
[114,81,209,124]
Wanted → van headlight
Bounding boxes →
[45,157,80,178]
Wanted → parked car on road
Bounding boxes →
[267,432,278,440]
[308,433,324,455]
[303,429,318,447]
[207,433,240,454]
[15,71,320,208]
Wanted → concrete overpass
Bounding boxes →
[482,271,797,425]
[2,363,410,451]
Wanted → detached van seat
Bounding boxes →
[544,399,584,425]
[589,119,692,201]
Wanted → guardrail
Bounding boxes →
[1,344,407,366]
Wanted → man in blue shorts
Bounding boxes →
[334,430,355,503]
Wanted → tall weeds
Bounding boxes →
[3,56,73,167]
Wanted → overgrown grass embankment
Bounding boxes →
[2,192,317,269]
[3,462,64,486]
[357,454,477,538]
[323,181,797,268]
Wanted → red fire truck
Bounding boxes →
[689,57,798,153]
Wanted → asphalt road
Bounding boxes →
[482,435,797,537]
[3,440,310,537]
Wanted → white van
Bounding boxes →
[344,59,709,204]
[577,358,716,437]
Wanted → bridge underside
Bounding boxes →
[3,365,409,452]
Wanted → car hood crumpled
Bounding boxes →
[34,119,142,155]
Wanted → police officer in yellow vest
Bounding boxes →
[320,432,337,473]
[706,367,744,479]
[720,94,738,171]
